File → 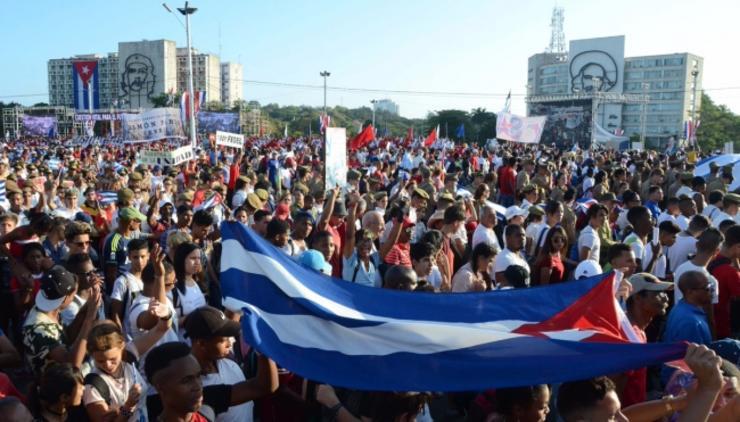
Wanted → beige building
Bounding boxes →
[177,48,221,103]
[221,62,243,108]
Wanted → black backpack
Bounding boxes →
[83,350,139,405]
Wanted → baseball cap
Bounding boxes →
[119,207,146,222]
[575,260,603,279]
[35,266,76,312]
[184,306,241,339]
[628,273,673,297]
[505,206,529,221]
[297,250,332,275]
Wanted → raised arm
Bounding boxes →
[230,354,279,405]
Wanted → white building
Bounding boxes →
[221,62,243,108]
[527,35,702,147]
[177,48,221,104]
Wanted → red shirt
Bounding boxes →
[534,255,565,285]
[498,166,516,195]
[621,325,648,407]
[385,243,411,267]
[709,254,740,339]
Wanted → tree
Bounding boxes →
[32,102,49,107]
[696,93,740,152]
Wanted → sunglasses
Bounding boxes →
[76,270,96,279]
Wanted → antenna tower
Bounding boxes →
[546,6,566,55]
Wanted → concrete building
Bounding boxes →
[48,53,120,110]
[221,62,243,108]
[527,35,702,147]
[374,99,400,115]
[177,48,221,103]
[118,39,178,109]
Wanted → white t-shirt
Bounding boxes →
[525,222,545,256]
[111,273,144,339]
[578,226,600,262]
[712,212,734,228]
[703,204,721,222]
[201,358,254,422]
[178,282,207,318]
[451,262,485,292]
[642,243,667,279]
[676,215,690,231]
[127,295,180,356]
[616,208,631,232]
[493,248,529,274]
[471,224,501,252]
[673,260,719,304]
[657,211,678,226]
[624,234,646,266]
[666,233,697,273]
[82,357,148,422]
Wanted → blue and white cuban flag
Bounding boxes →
[220,221,686,391]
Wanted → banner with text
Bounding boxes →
[215,131,244,149]
[21,115,58,137]
[137,145,195,167]
[198,111,240,133]
[75,112,125,122]
[325,127,347,189]
[496,112,547,144]
[121,108,184,143]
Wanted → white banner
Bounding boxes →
[215,131,244,149]
[495,112,547,144]
[75,113,125,122]
[121,108,184,143]
[325,127,347,189]
[137,145,195,167]
[724,142,734,155]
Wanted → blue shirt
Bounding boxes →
[645,201,661,220]
[662,300,712,345]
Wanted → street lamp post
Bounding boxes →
[320,71,330,114]
[370,99,377,128]
[690,68,699,150]
[163,2,197,147]
[640,82,650,145]
[319,71,330,192]
[590,77,603,149]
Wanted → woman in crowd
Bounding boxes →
[531,226,568,285]
[31,362,84,422]
[342,196,379,287]
[172,242,206,327]
[451,242,497,292]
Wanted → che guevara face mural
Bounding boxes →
[120,53,156,107]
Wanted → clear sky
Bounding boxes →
[1,0,739,118]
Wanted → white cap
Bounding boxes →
[505,206,528,221]
[575,260,603,279]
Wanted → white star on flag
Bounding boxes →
[81,66,89,74]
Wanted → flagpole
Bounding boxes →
[88,81,93,136]
[170,2,198,148]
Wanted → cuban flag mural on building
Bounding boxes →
[73,61,100,111]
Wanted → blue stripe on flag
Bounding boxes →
[220,221,686,391]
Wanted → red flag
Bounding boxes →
[348,124,375,151]
[424,125,438,147]
[405,127,414,147]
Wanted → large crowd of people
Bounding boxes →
[0,133,737,421]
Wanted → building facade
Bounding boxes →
[374,99,400,115]
[49,39,233,111]
[221,62,243,108]
[177,48,221,103]
[527,35,702,147]
[118,40,178,109]
[48,53,120,110]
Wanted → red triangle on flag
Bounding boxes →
[73,61,98,86]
